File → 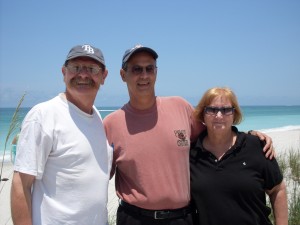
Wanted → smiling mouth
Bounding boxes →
[138,81,150,86]
[76,81,91,86]
[72,78,94,87]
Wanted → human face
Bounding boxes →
[62,57,108,104]
[204,95,234,133]
[121,52,157,100]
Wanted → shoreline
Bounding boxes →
[2,105,300,154]
[1,128,299,224]
[1,125,300,161]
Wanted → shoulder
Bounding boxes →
[24,96,62,123]
[237,131,266,157]
[31,95,62,111]
[103,108,125,125]
[158,96,193,109]
[160,96,190,104]
[244,133,264,148]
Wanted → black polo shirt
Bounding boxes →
[190,127,283,225]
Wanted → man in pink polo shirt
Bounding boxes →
[103,44,274,225]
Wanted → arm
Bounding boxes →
[248,130,275,159]
[12,136,18,145]
[266,181,288,225]
[11,171,35,225]
[110,155,116,179]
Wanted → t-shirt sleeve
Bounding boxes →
[185,100,205,142]
[14,108,52,179]
[103,115,117,179]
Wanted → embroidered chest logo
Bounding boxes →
[174,130,189,147]
[82,45,95,54]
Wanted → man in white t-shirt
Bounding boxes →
[11,44,113,225]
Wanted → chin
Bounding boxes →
[213,125,226,130]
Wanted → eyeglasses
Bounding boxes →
[204,106,235,116]
[127,65,157,75]
[66,63,102,76]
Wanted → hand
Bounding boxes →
[249,130,275,159]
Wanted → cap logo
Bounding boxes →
[131,44,143,51]
[82,45,95,54]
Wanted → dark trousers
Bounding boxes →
[116,204,194,225]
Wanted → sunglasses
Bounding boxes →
[127,65,157,75]
[204,106,235,116]
[66,63,102,76]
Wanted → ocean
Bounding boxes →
[1,105,300,162]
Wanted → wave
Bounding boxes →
[259,125,300,133]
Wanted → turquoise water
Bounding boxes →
[0,106,119,161]
[1,105,300,161]
[237,106,300,131]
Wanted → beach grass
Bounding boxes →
[0,93,25,185]
[288,149,300,182]
[268,147,300,225]
[286,148,300,225]
[108,214,116,225]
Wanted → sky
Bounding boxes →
[0,0,299,108]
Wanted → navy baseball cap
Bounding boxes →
[65,44,105,66]
[122,44,158,68]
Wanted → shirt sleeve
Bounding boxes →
[14,108,53,179]
[263,157,283,190]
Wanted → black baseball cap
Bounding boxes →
[65,44,105,66]
[122,44,158,68]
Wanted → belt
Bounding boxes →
[119,200,193,220]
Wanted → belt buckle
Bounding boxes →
[154,210,170,219]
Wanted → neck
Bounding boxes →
[129,95,156,110]
[204,130,236,160]
[64,92,94,114]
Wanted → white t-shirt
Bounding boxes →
[14,94,113,225]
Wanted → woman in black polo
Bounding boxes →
[190,87,288,225]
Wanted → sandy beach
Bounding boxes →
[1,128,299,224]
[0,162,14,225]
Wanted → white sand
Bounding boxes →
[1,128,299,224]
[261,128,300,155]
[0,162,14,225]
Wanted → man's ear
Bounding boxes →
[62,66,66,76]
[62,66,67,82]
[120,69,126,82]
[101,69,108,85]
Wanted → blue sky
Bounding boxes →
[0,0,299,108]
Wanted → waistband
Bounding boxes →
[119,200,193,220]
